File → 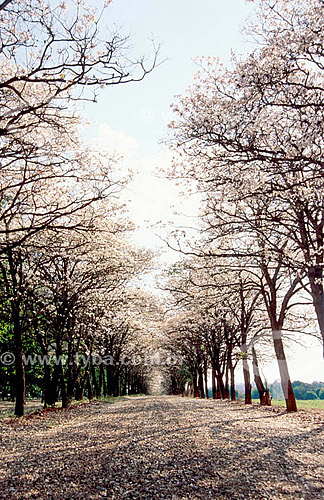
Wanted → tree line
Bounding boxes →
[264,381,324,401]
[161,0,324,412]
[0,0,159,416]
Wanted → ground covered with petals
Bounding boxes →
[0,396,323,499]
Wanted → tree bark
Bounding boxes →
[198,366,205,398]
[230,361,236,401]
[272,330,297,412]
[13,310,25,417]
[242,357,252,404]
[193,371,199,398]
[216,372,225,399]
[309,273,324,357]
[252,347,271,406]
[211,366,217,399]
[204,359,209,399]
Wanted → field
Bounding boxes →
[271,399,324,410]
[251,399,324,410]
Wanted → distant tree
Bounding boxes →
[305,391,318,400]
[318,388,324,400]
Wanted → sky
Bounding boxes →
[84,0,255,252]
[82,0,324,384]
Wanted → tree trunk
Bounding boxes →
[55,335,67,409]
[113,367,120,397]
[198,366,205,398]
[91,361,99,397]
[193,371,199,398]
[252,347,271,406]
[66,344,77,407]
[309,275,324,357]
[87,372,94,400]
[45,372,59,406]
[33,323,51,409]
[224,363,230,399]
[242,356,252,404]
[60,362,68,409]
[226,348,235,401]
[272,330,297,412]
[122,368,127,396]
[216,372,225,399]
[211,366,217,399]
[44,331,63,407]
[76,369,89,400]
[100,363,107,397]
[13,311,25,417]
[230,364,236,401]
[204,359,209,399]
[42,362,51,408]
[106,364,115,396]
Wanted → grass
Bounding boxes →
[252,398,324,410]
[0,393,147,419]
[98,395,127,404]
[0,398,43,420]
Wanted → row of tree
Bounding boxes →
[161,0,324,411]
[161,256,273,406]
[0,0,158,416]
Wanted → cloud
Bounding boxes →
[91,124,200,260]
[94,123,140,164]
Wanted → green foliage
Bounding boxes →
[177,365,193,386]
[236,351,250,361]
[304,390,318,400]
[0,320,14,398]
[253,381,324,401]
[318,388,324,400]
[292,381,324,400]
[251,388,259,399]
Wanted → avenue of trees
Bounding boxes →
[0,0,159,416]
[163,0,324,412]
[2,0,324,418]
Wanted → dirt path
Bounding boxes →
[0,396,324,499]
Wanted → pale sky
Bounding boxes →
[84,0,254,251]
[83,0,324,384]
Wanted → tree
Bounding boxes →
[169,0,324,356]
[0,0,157,416]
[168,60,315,411]
[0,0,157,249]
[161,256,263,402]
[0,0,157,140]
